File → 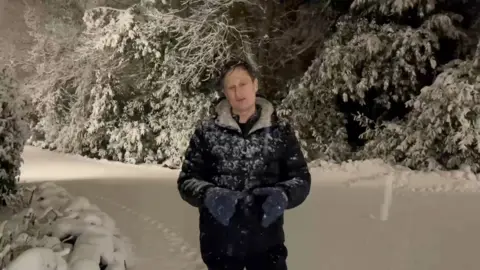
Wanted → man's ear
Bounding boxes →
[253,78,259,92]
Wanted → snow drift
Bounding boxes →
[309,158,480,193]
[0,182,134,270]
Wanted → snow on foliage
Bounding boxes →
[278,15,442,161]
[277,61,350,162]
[308,17,442,105]
[0,182,134,270]
[22,0,336,167]
[350,0,437,17]
[0,69,29,195]
[21,0,480,172]
[26,0,262,167]
[279,0,476,168]
[358,48,480,172]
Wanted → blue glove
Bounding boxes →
[253,187,289,228]
[204,187,243,226]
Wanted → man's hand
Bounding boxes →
[253,187,289,228]
[204,187,243,226]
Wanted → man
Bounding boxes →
[177,59,311,270]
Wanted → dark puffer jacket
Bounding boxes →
[177,97,311,257]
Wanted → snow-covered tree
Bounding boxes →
[0,69,29,195]
[26,1,255,166]
[280,0,478,163]
[277,57,351,161]
[24,0,337,167]
[359,41,480,171]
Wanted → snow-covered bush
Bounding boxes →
[0,69,29,196]
[350,0,437,17]
[358,44,480,171]
[21,0,339,166]
[75,3,231,166]
[0,182,134,270]
[27,1,264,167]
[279,0,476,163]
[277,61,351,161]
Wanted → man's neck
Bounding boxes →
[233,106,256,123]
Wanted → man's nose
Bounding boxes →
[234,89,243,99]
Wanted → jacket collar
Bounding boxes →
[214,97,275,135]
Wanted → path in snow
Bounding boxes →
[20,146,480,270]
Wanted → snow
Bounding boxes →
[18,146,480,270]
[20,146,179,183]
[21,146,480,193]
[15,146,480,270]
[19,143,480,244]
[0,181,134,270]
[309,158,480,192]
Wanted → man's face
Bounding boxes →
[223,67,258,113]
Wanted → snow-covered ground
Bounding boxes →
[19,146,480,270]
[0,181,133,270]
[20,146,179,182]
[21,146,480,192]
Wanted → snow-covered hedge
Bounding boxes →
[279,1,476,167]
[0,69,29,195]
[25,3,230,167]
[23,0,336,168]
[0,182,134,270]
[359,55,480,172]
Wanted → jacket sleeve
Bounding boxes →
[275,122,311,209]
[177,124,215,207]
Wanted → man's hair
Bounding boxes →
[218,59,257,88]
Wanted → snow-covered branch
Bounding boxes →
[350,0,437,17]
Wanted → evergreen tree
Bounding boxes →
[280,0,480,166]
[0,69,29,196]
